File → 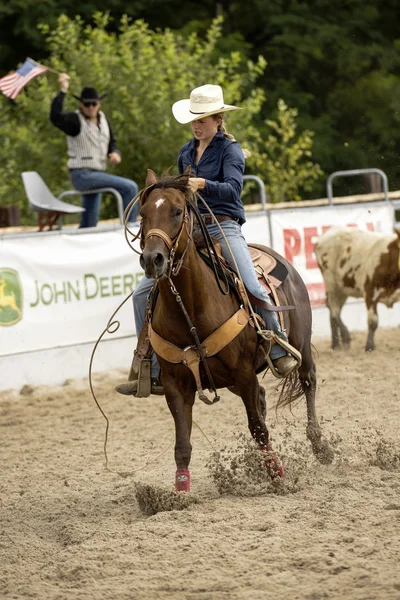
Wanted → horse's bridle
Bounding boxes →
[140,199,223,402]
[140,203,194,278]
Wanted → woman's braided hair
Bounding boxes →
[213,114,251,158]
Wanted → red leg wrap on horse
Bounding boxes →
[260,443,284,478]
[175,469,191,492]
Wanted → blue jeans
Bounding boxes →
[70,169,139,228]
[133,220,286,377]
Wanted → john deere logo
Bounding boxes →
[0,268,23,326]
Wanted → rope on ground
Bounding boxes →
[192,419,216,451]
[88,290,176,477]
[88,291,133,469]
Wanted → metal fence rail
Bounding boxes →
[326,168,389,205]
[58,187,124,225]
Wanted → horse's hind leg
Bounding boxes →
[299,351,334,464]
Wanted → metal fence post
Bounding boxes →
[243,174,274,246]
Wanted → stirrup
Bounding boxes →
[258,330,302,379]
[135,357,152,397]
[115,357,154,397]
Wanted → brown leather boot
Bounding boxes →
[273,355,298,377]
[115,377,164,396]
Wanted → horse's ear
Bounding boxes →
[146,169,158,186]
[184,165,191,176]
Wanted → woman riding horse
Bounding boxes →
[117,167,333,490]
[117,84,297,397]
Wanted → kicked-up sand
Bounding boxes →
[1,327,400,599]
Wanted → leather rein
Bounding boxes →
[142,201,249,405]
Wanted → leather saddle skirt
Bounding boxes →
[248,244,288,294]
[197,242,293,312]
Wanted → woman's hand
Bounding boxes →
[188,177,205,193]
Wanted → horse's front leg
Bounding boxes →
[164,376,195,492]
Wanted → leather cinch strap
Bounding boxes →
[148,307,249,404]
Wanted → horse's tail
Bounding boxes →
[275,342,318,409]
[276,370,304,409]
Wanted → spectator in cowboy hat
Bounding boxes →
[50,72,139,228]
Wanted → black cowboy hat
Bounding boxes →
[72,86,107,102]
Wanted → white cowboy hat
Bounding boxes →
[172,84,242,124]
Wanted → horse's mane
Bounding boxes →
[144,173,191,199]
[142,171,213,250]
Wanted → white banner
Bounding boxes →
[242,213,271,246]
[0,230,143,356]
[270,202,394,306]
[0,202,394,359]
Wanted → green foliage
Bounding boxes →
[250,99,323,203]
[0,14,267,223]
[252,0,400,195]
[3,1,400,201]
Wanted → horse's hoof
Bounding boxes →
[260,443,284,478]
[266,456,284,478]
[314,439,335,465]
[175,469,190,492]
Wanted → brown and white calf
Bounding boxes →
[315,226,400,351]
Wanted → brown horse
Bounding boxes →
[139,169,333,492]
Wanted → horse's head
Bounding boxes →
[139,168,192,279]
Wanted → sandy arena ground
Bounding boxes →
[1,326,400,600]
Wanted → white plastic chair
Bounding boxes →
[21,171,85,231]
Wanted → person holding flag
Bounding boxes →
[50,73,139,228]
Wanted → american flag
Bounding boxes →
[0,58,48,100]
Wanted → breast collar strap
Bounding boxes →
[149,307,249,405]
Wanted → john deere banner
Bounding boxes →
[0,201,395,359]
[0,229,143,357]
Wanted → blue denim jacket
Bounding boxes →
[178,131,246,224]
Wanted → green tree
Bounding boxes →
[247,0,400,194]
[251,99,323,203]
[0,14,266,223]
[3,1,400,198]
